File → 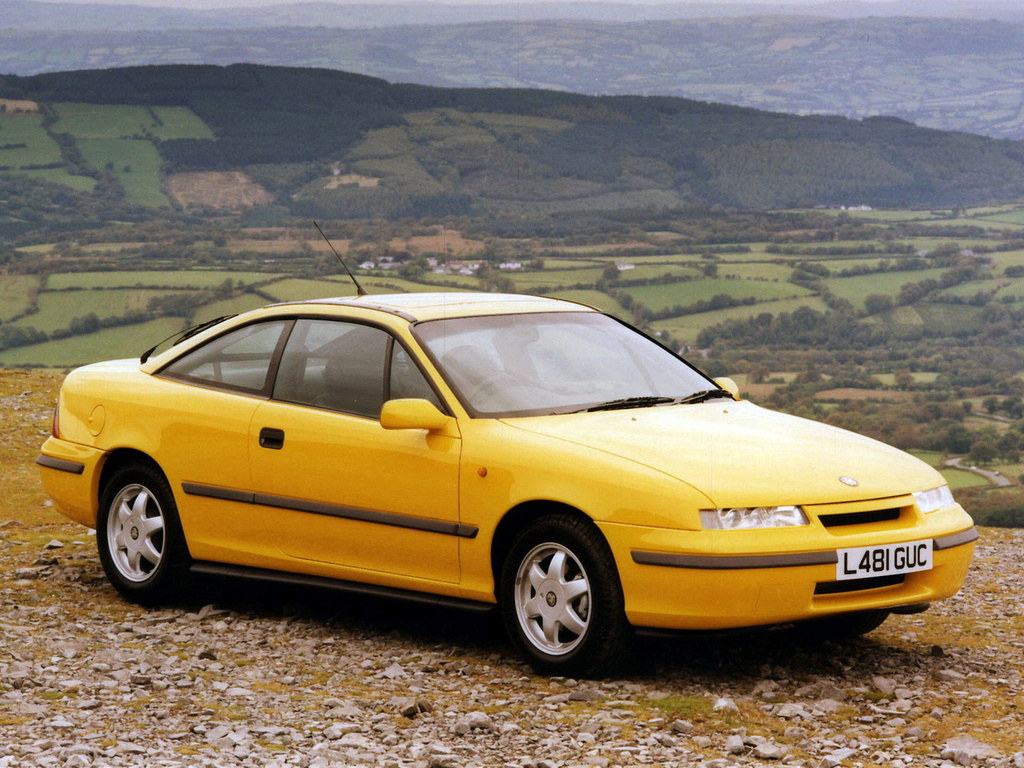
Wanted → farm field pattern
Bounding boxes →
[4,204,1024,368]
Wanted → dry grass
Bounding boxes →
[166,172,273,211]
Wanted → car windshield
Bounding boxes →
[414,311,717,417]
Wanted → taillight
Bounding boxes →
[51,399,60,439]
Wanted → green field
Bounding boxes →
[617,264,700,281]
[915,303,987,334]
[0,114,62,167]
[940,468,991,489]
[716,263,794,281]
[50,103,213,141]
[263,276,477,302]
[625,278,812,313]
[0,114,96,191]
[192,294,268,325]
[46,270,281,290]
[907,450,946,467]
[0,275,39,322]
[547,289,626,315]
[508,268,605,289]
[937,278,1006,298]
[149,107,216,141]
[652,295,831,343]
[76,139,170,207]
[0,317,186,368]
[12,289,201,333]
[825,268,951,309]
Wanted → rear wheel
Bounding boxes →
[500,514,631,676]
[97,462,190,605]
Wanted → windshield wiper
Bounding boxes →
[576,396,680,413]
[573,389,734,413]
[675,388,735,405]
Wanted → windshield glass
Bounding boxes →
[414,312,715,417]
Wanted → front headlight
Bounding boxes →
[913,485,955,514]
[700,506,809,530]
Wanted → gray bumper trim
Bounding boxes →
[633,526,980,570]
[182,482,477,539]
[36,454,85,475]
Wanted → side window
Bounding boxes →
[162,321,289,394]
[390,344,443,410]
[274,319,389,419]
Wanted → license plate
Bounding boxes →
[836,539,933,581]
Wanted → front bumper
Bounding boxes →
[600,501,977,631]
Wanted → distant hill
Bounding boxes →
[3,10,1024,139]
[3,64,1024,223]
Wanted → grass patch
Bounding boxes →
[652,295,831,344]
[510,267,605,289]
[0,317,185,367]
[13,288,201,333]
[824,268,950,309]
[908,449,946,467]
[547,289,626,316]
[645,693,714,720]
[150,107,215,140]
[46,270,280,290]
[625,278,812,313]
[0,275,39,321]
[76,138,170,207]
[192,294,268,324]
[940,468,991,489]
[0,113,63,166]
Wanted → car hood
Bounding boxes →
[502,399,943,507]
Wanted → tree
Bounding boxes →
[864,294,894,315]
[968,439,998,466]
[894,369,914,389]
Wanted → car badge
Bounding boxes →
[839,476,859,487]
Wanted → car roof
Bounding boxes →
[272,292,597,322]
[139,292,599,373]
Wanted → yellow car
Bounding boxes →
[38,292,976,675]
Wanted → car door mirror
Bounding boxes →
[380,398,452,431]
[714,376,740,398]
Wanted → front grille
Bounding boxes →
[814,574,905,595]
[819,507,901,528]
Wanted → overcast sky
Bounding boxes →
[34,0,904,7]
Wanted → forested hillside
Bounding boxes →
[4,14,1024,140]
[3,64,1024,224]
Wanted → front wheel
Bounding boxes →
[499,514,632,676]
[97,462,190,605]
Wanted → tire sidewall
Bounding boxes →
[500,515,628,676]
[97,462,187,604]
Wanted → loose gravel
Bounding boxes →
[3,372,1023,766]
[2,524,1022,768]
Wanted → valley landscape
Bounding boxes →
[2,2,1024,763]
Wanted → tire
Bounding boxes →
[499,514,632,677]
[97,461,190,605]
[800,609,890,641]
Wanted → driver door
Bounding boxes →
[248,318,463,584]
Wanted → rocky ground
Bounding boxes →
[2,371,1023,768]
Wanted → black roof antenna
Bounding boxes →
[313,220,367,297]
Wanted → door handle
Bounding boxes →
[259,427,285,450]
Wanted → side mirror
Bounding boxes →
[714,376,740,398]
[380,398,452,431]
